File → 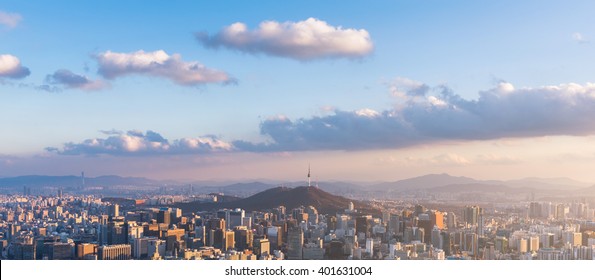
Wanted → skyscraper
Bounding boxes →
[81,171,85,191]
[287,227,304,260]
[157,208,171,226]
[108,204,119,218]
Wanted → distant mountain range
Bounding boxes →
[367,173,592,193]
[0,173,593,196]
[175,186,379,215]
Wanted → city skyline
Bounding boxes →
[2,1,595,182]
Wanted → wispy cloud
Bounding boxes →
[572,32,589,44]
[0,10,21,28]
[95,50,235,86]
[236,81,595,152]
[47,130,233,156]
[376,153,519,167]
[0,54,30,79]
[404,154,471,166]
[196,18,373,61]
[45,69,109,91]
[475,154,522,165]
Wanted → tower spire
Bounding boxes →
[307,164,311,187]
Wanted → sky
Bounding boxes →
[1,1,595,183]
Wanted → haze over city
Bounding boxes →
[1,1,595,182]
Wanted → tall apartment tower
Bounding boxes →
[287,227,304,260]
[81,171,85,191]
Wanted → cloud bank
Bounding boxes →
[95,50,234,86]
[48,80,595,156]
[0,11,21,28]
[236,81,595,151]
[47,130,233,156]
[0,54,30,79]
[196,18,373,60]
[46,69,109,91]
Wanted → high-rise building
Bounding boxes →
[206,218,225,231]
[133,237,155,259]
[287,227,304,260]
[108,204,119,218]
[518,238,528,253]
[254,238,270,257]
[356,216,371,238]
[431,227,443,249]
[529,202,542,219]
[463,206,480,227]
[555,204,566,220]
[305,206,319,225]
[211,228,225,249]
[157,208,171,226]
[365,238,374,256]
[529,236,540,252]
[389,215,400,234]
[441,231,452,255]
[224,230,235,251]
[447,212,457,229]
[541,233,555,249]
[415,227,425,243]
[464,232,479,258]
[265,226,282,250]
[233,226,253,251]
[81,171,85,190]
[229,209,245,229]
[430,211,445,230]
[495,236,508,253]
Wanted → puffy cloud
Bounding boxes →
[0,11,21,28]
[47,130,233,156]
[95,50,234,86]
[0,54,30,79]
[196,18,373,60]
[46,69,109,91]
[236,81,595,152]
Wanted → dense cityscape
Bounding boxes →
[2,173,594,261]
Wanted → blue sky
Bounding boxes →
[1,1,595,182]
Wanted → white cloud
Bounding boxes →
[48,130,233,156]
[196,18,373,60]
[95,50,234,86]
[0,11,21,28]
[0,54,30,79]
[46,69,109,91]
[355,108,380,117]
